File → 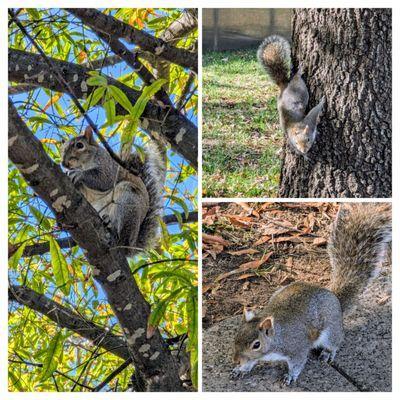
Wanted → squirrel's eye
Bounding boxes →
[75,142,84,149]
[252,340,261,350]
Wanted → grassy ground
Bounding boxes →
[202,49,283,198]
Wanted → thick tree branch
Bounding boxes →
[162,9,198,44]
[65,8,197,73]
[8,55,124,94]
[8,99,183,391]
[19,211,198,257]
[9,284,131,361]
[9,48,197,167]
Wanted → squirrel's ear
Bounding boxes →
[243,307,256,322]
[84,126,96,145]
[259,316,273,331]
[303,126,310,135]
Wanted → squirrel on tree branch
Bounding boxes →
[258,35,325,157]
[61,126,165,256]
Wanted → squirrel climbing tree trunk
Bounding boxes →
[279,9,391,198]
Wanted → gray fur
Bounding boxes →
[258,35,325,156]
[61,129,165,257]
[328,203,392,311]
[132,141,166,251]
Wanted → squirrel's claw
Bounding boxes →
[230,367,247,380]
[281,373,296,386]
[319,349,336,364]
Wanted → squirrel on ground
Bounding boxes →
[232,203,391,385]
[61,126,165,256]
[257,35,325,157]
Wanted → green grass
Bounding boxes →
[202,49,283,198]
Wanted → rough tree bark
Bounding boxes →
[279,9,391,198]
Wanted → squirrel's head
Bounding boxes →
[233,308,275,368]
[289,125,316,155]
[61,126,99,170]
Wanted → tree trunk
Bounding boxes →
[279,9,391,198]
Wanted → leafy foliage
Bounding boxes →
[8,8,198,391]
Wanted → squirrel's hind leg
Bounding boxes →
[282,353,308,385]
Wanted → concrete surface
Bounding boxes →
[202,264,391,392]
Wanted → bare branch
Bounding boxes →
[65,8,197,72]
[9,284,131,360]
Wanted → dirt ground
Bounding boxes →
[202,202,337,329]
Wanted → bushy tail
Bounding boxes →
[328,203,391,312]
[257,35,291,89]
[136,141,166,251]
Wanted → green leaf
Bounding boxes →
[86,75,107,87]
[9,371,24,392]
[82,86,106,111]
[168,195,189,218]
[9,242,27,270]
[39,331,64,382]
[148,288,184,328]
[129,79,166,120]
[108,85,133,114]
[104,94,116,126]
[48,236,71,296]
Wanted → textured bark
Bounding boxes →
[9,49,198,168]
[66,8,197,72]
[279,9,391,198]
[8,100,183,391]
[9,285,131,361]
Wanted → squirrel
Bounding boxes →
[257,35,325,157]
[232,203,391,385]
[61,126,165,256]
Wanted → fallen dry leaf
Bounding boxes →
[203,233,232,246]
[313,237,328,246]
[253,235,271,246]
[236,273,256,281]
[215,252,273,282]
[227,248,259,256]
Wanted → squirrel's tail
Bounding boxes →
[328,203,391,312]
[136,140,166,251]
[257,35,291,89]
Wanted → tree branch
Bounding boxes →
[8,99,183,391]
[16,211,197,258]
[8,55,123,94]
[8,48,197,168]
[65,8,197,73]
[9,284,131,360]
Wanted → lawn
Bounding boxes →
[202,48,283,198]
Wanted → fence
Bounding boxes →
[203,8,292,51]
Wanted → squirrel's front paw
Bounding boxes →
[230,367,247,380]
[66,169,81,185]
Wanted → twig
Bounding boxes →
[93,358,132,392]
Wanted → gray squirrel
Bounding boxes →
[257,35,325,156]
[61,126,165,256]
[232,203,391,385]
